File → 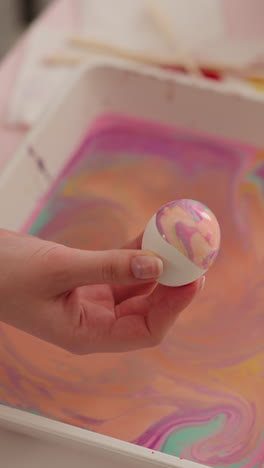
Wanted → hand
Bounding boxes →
[0,229,204,354]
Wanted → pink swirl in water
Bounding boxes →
[2,114,264,468]
[156,199,221,269]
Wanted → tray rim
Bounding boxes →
[0,404,208,468]
[1,55,264,189]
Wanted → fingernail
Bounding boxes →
[198,276,206,293]
[131,256,163,280]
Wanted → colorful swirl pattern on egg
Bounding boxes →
[1,114,264,468]
[156,199,221,269]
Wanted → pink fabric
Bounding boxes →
[0,0,262,171]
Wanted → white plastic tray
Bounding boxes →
[1,59,264,467]
[1,58,264,232]
[1,405,205,468]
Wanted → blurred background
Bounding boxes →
[1,0,264,128]
[0,0,51,58]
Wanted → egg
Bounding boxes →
[142,199,221,287]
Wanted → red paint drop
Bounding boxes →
[200,68,222,81]
[161,64,223,81]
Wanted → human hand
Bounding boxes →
[0,229,204,354]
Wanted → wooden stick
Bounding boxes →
[69,36,177,67]
[43,54,85,66]
[146,0,201,76]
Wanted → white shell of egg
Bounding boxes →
[142,199,221,287]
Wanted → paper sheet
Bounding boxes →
[7,27,76,127]
[79,0,226,57]
[199,39,264,69]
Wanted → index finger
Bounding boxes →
[109,278,203,352]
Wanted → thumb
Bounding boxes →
[46,246,164,292]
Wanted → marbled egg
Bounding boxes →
[142,199,221,286]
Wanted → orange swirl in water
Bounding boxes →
[1,115,264,468]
